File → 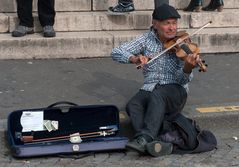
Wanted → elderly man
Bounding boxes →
[111,4,204,156]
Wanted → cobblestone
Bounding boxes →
[0,138,238,167]
[1,117,239,167]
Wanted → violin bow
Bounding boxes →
[21,125,118,145]
[146,21,212,65]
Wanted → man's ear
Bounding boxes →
[152,19,157,29]
[152,19,161,29]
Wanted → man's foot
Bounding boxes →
[146,140,173,157]
[183,0,202,12]
[43,25,56,38]
[12,25,34,37]
[202,0,224,12]
[108,2,135,13]
[126,136,149,154]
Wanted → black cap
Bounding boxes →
[152,4,181,21]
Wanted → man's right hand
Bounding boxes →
[129,55,150,65]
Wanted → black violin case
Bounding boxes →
[7,102,128,158]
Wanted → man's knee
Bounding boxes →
[150,90,165,103]
[126,99,141,116]
[126,100,133,116]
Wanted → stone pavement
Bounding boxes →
[1,0,239,59]
[0,53,239,118]
[0,53,239,166]
[1,115,239,167]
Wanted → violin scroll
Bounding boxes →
[198,59,208,72]
[164,31,208,72]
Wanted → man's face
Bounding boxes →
[153,18,178,41]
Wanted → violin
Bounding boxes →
[137,21,212,72]
[164,30,207,72]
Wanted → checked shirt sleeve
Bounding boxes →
[111,34,147,63]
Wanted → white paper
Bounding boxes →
[20,111,44,132]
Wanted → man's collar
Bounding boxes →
[150,26,162,43]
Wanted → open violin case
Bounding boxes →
[7,102,128,158]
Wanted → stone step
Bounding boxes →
[0,28,238,59]
[190,9,239,28]
[93,0,154,11]
[0,0,91,12]
[0,13,8,33]
[171,0,239,10]
[98,0,239,10]
[0,0,238,12]
[0,0,154,13]
[1,9,238,33]
[2,10,189,33]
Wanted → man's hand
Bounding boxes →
[129,55,151,69]
[129,55,150,65]
[183,53,200,74]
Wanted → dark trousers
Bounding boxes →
[119,0,169,8]
[16,0,55,27]
[126,84,187,139]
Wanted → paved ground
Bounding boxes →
[0,53,238,118]
[0,53,239,166]
[1,115,239,167]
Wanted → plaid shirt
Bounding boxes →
[111,28,193,92]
